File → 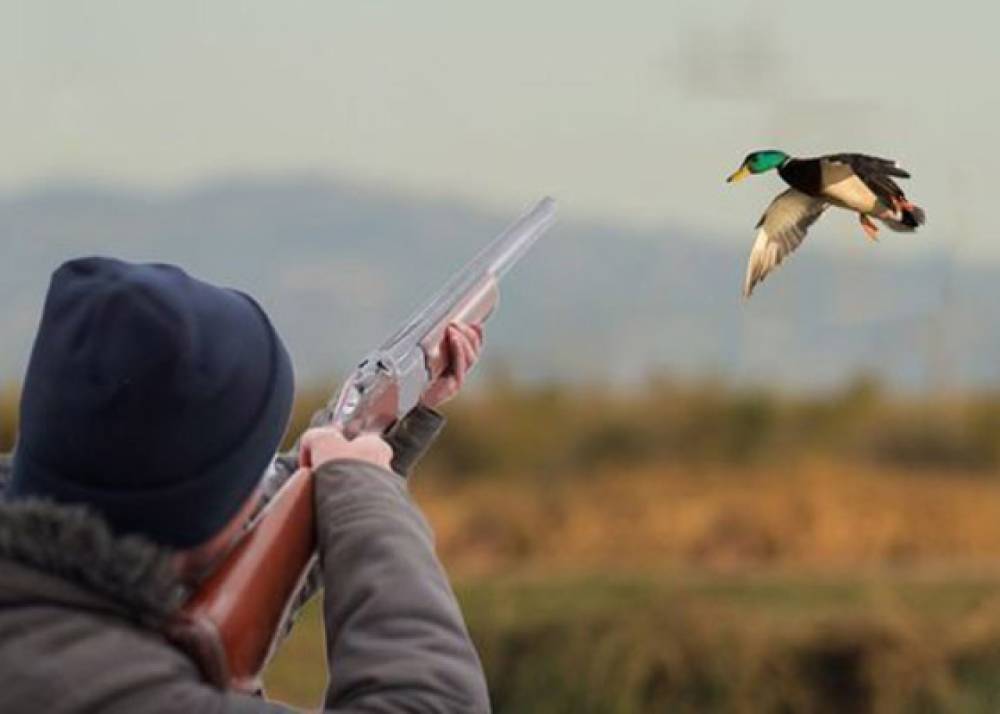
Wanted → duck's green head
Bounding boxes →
[726,150,790,183]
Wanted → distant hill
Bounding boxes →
[0,176,990,390]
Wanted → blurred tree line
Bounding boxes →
[283,375,1000,479]
[4,375,1000,475]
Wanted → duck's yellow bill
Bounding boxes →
[726,165,751,183]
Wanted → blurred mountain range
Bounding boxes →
[0,176,992,391]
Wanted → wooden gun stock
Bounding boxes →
[167,467,317,692]
[164,198,555,691]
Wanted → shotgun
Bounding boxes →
[167,197,558,692]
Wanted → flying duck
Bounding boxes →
[727,150,925,298]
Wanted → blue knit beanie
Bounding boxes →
[9,257,295,548]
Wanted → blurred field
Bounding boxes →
[282,378,1000,574]
[418,461,1000,575]
[267,571,1000,713]
[5,377,1000,711]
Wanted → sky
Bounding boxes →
[3,0,999,261]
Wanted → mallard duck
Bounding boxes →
[726,150,926,298]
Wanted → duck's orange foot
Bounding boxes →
[892,196,917,213]
[859,214,879,242]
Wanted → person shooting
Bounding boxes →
[0,198,557,712]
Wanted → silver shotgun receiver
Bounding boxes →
[328,196,557,438]
[221,198,557,689]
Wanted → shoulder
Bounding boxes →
[0,603,288,714]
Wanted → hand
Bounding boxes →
[420,322,483,408]
[299,426,393,471]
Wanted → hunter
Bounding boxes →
[0,257,490,713]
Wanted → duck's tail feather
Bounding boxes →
[903,204,926,227]
[882,200,926,232]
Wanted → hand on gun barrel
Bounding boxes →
[172,198,556,692]
[420,322,483,409]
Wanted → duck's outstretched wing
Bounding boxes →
[743,188,828,298]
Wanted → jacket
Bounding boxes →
[0,407,489,713]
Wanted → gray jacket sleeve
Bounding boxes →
[267,407,447,626]
[313,459,490,713]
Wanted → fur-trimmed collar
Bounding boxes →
[0,496,187,620]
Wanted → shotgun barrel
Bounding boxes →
[171,196,558,690]
[330,196,557,437]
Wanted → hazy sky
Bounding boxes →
[4,1,998,260]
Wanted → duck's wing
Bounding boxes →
[822,153,909,205]
[825,153,910,179]
[743,188,828,298]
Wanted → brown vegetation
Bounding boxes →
[6,378,1000,711]
[418,461,1000,576]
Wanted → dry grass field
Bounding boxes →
[6,379,1000,711]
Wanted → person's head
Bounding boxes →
[9,257,294,562]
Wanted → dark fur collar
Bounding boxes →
[0,497,187,620]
